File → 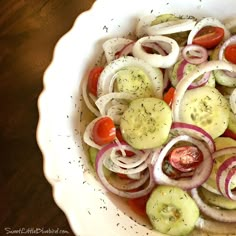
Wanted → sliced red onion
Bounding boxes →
[182,44,208,65]
[102,38,134,63]
[170,122,215,153]
[142,42,167,56]
[196,217,236,234]
[202,147,236,195]
[216,156,236,200]
[108,170,150,191]
[132,36,179,68]
[146,19,196,36]
[96,143,155,198]
[176,60,210,89]
[230,88,236,115]
[187,17,230,45]
[153,135,213,190]
[115,42,134,59]
[96,142,149,174]
[172,60,236,122]
[176,59,188,81]
[213,147,236,160]
[97,56,163,98]
[191,188,236,222]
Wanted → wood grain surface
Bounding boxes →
[0,1,94,235]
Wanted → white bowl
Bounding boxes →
[37,0,236,235]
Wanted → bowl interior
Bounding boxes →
[37,0,236,235]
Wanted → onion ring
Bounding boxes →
[96,143,155,198]
[187,17,230,45]
[172,60,236,122]
[153,135,213,189]
[97,56,163,98]
[182,44,208,65]
[132,36,179,68]
[146,19,196,35]
[170,122,215,153]
[102,38,134,63]
[216,156,236,200]
[191,188,236,222]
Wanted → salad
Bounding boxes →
[82,13,236,236]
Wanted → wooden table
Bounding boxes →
[0,1,94,235]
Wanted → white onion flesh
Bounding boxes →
[96,143,155,198]
[219,35,236,62]
[95,92,136,118]
[182,44,208,65]
[97,56,163,98]
[108,170,150,190]
[83,116,106,150]
[82,75,100,117]
[153,135,213,189]
[132,36,180,68]
[102,38,134,63]
[146,19,196,35]
[187,17,230,45]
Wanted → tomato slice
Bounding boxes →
[127,194,150,217]
[163,87,175,106]
[92,117,116,145]
[87,66,104,96]
[222,128,236,140]
[116,129,135,157]
[225,44,236,64]
[193,26,224,49]
[162,159,182,179]
[168,146,203,172]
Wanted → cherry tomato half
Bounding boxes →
[116,129,135,157]
[222,128,236,140]
[162,159,182,179]
[225,44,236,64]
[87,66,104,96]
[168,146,203,172]
[193,26,224,49]
[163,87,175,106]
[127,194,150,217]
[92,117,116,145]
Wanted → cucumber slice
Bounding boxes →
[88,147,111,177]
[209,45,220,60]
[179,86,230,139]
[171,59,215,88]
[120,97,172,149]
[151,14,179,26]
[146,186,199,236]
[88,146,98,169]
[200,187,236,210]
[214,69,236,87]
[114,66,154,98]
